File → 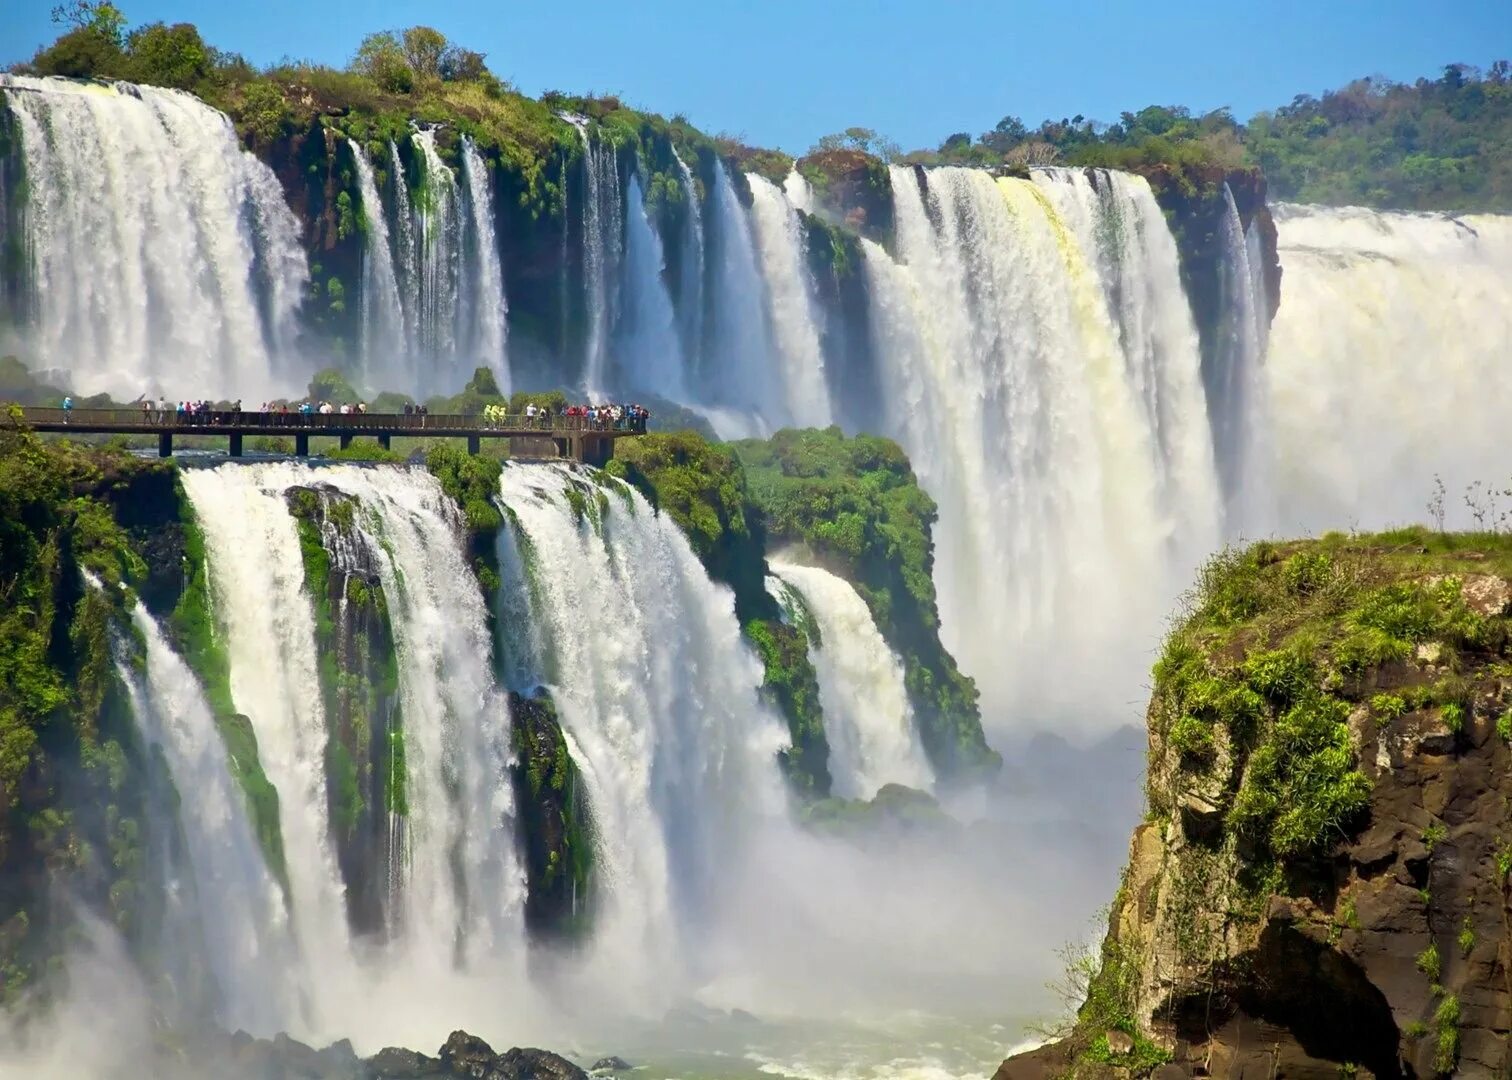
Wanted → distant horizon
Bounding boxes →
[2,0,1506,154]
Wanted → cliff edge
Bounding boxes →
[999,530,1512,1078]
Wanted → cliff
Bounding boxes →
[998,530,1512,1079]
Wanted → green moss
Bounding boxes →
[509,691,594,938]
[1434,994,1460,1074]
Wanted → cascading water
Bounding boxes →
[567,117,623,397]
[410,130,463,391]
[1032,166,1221,550]
[350,140,410,388]
[618,173,687,397]
[389,140,421,386]
[460,135,509,389]
[782,168,815,214]
[703,162,780,435]
[178,466,360,1027]
[114,594,300,1037]
[768,562,933,799]
[0,76,308,400]
[867,165,1199,725]
[1265,204,1512,532]
[745,174,834,428]
[672,148,705,374]
[494,464,789,996]
[1207,184,1273,531]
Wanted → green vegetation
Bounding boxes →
[1458,917,1475,957]
[509,691,594,938]
[0,414,179,995]
[902,61,1512,212]
[800,783,952,835]
[733,428,997,779]
[1417,941,1441,983]
[1434,994,1461,1074]
[1151,529,1512,863]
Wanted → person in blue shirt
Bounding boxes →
[62,396,73,423]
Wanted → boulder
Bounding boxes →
[589,1058,633,1073]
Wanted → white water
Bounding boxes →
[351,140,409,388]
[568,117,623,397]
[114,596,299,1036]
[619,173,687,397]
[745,174,834,429]
[867,165,1196,727]
[672,148,706,375]
[1032,166,1221,552]
[769,562,933,799]
[495,464,789,999]
[389,140,421,389]
[1,75,308,400]
[411,130,463,392]
[783,168,815,214]
[698,161,780,436]
[460,135,509,390]
[1208,184,1273,531]
[178,466,359,1029]
[1266,204,1512,533]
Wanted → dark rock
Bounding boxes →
[365,1046,444,1078]
[589,1057,633,1073]
[439,1030,499,1075]
[494,1047,589,1080]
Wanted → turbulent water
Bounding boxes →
[769,562,932,799]
[0,76,307,400]
[1266,204,1512,532]
[862,165,1218,723]
[460,136,509,390]
[351,141,409,388]
[496,463,789,992]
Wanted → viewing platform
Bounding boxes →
[14,407,644,467]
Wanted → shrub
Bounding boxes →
[1416,941,1441,982]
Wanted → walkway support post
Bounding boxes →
[158,432,172,458]
[467,434,481,456]
[377,434,391,451]
[295,433,309,458]
[339,434,353,451]
[228,433,243,458]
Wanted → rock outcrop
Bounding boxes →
[999,532,1512,1078]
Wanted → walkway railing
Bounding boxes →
[16,407,649,435]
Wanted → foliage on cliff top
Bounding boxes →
[1151,526,1512,862]
[732,428,995,779]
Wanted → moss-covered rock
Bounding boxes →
[733,428,998,781]
[286,485,402,935]
[1001,528,1512,1079]
[508,690,593,940]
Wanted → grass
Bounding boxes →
[1416,941,1441,982]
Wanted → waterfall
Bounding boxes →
[769,562,933,799]
[1208,184,1273,531]
[1266,204,1512,532]
[350,141,409,388]
[783,168,815,214]
[183,463,524,971]
[178,466,360,1025]
[745,173,834,428]
[672,148,705,376]
[495,463,789,992]
[1032,166,1221,551]
[114,595,299,1036]
[866,165,1193,724]
[389,140,421,390]
[0,75,308,400]
[568,117,622,397]
[411,130,463,393]
[460,135,509,390]
[704,161,780,435]
[618,173,687,397]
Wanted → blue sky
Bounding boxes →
[4,0,1507,152]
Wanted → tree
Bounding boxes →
[124,22,212,90]
[50,0,125,47]
[439,46,488,82]
[979,114,1027,153]
[352,30,414,94]
[401,26,448,81]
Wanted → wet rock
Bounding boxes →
[589,1057,633,1073]
[364,1046,443,1077]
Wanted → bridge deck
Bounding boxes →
[12,407,642,465]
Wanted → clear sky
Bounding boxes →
[3,0,1507,153]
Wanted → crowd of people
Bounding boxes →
[107,396,649,432]
[480,401,650,432]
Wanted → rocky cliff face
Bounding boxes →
[999,531,1512,1079]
